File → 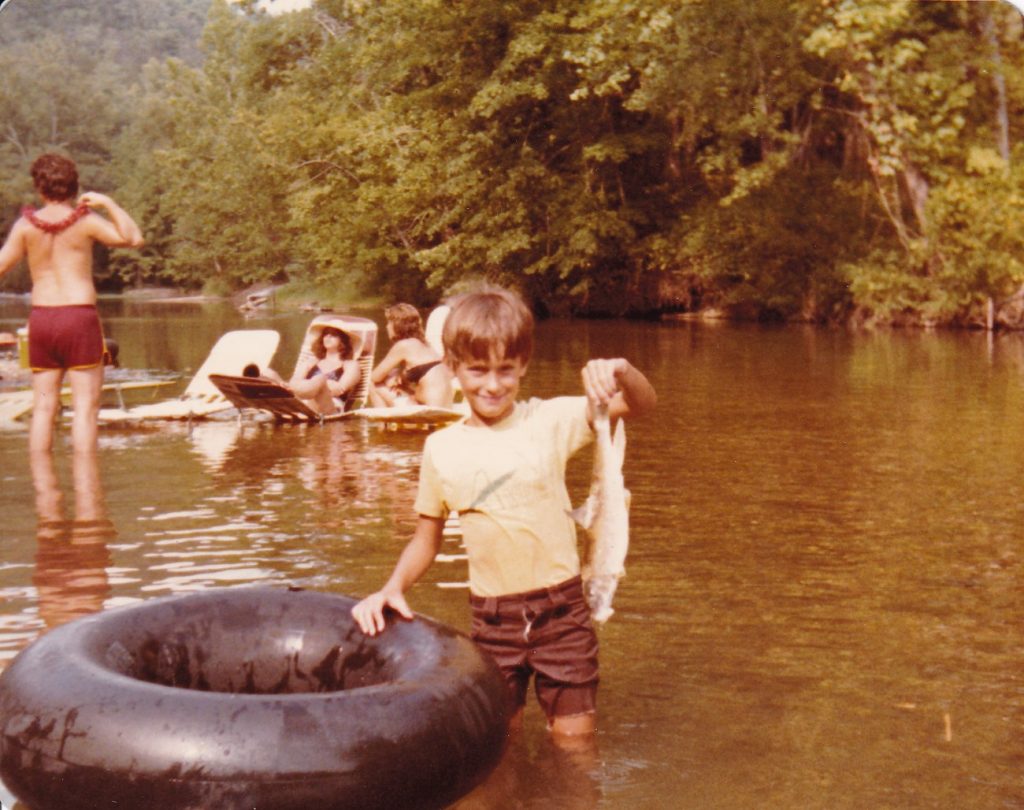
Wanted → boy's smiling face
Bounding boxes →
[452,354,528,426]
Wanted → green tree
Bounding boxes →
[8,0,1023,323]
[0,0,210,290]
[113,0,296,291]
[803,0,1024,325]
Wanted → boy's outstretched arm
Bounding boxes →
[582,358,657,422]
[351,514,445,636]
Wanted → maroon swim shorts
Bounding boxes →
[469,575,599,721]
[28,305,105,371]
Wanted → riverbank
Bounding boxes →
[5,283,1018,333]
[114,282,386,314]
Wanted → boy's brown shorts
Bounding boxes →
[469,575,599,721]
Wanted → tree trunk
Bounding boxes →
[980,6,1011,165]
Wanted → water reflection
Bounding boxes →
[186,420,242,471]
[209,422,424,538]
[29,450,114,630]
[2,305,1024,808]
[93,421,435,599]
[296,425,366,524]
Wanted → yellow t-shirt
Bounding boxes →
[415,396,594,597]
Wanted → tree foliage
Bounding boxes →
[2,0,1024,325]
[0,0,209,290]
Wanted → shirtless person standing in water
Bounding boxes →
[0,154,143,453]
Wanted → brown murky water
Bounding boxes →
[1,298,1022,808]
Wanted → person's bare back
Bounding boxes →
[11,192,143,307]
[0,154,143,452]
[17,204,99,306]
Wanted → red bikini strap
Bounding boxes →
[22,203,90,234]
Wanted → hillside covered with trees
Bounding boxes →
[1,0,1023,326]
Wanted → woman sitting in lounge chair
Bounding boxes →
[260,323,360,416]
[368,303,452,408]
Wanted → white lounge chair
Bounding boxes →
[97,329,280,423]
[1,379,175,424]
[0,389,34,423]
[356,402,468,429]
[209,316,377,423]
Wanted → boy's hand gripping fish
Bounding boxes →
[572,402,630,623]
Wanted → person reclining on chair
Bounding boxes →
[369,303,453,408]
[261,325,359,416]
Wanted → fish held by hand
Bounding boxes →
[571,402,630,624]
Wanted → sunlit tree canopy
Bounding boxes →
[1,0,1023,325]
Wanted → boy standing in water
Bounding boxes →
[352,287,656,736]
[0,154,144,453]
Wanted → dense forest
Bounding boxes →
[1,0,1023,326]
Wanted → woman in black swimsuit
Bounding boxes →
[369,303,452,408]
[263,324,360,415]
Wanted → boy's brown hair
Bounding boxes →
[31,154,79,202]
[385,303,425,341]
[442,286,534,366]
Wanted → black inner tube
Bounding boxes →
[96,608,401,695]
[1,588,510,810]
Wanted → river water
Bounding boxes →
[0,298,1022,809]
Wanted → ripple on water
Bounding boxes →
[2,314,1024,808]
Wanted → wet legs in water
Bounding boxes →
[453,716,600,809]
[29,365,102,452]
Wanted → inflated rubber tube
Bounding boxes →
[0,587,511,810]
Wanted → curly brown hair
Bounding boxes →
[312,327,352,359]
[30,154,79,202]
